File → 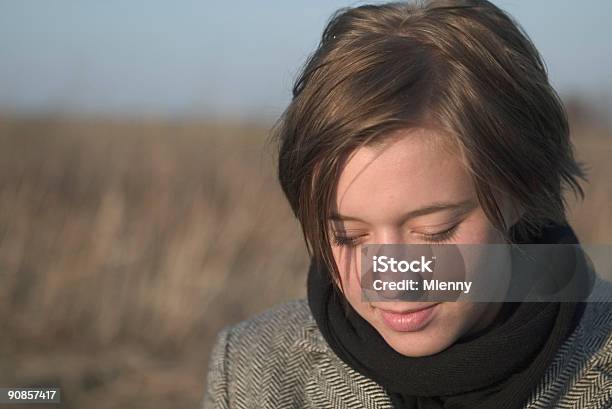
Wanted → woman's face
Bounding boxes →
[330,127,515,357]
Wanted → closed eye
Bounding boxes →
[332,223,460,247]
[415,224,459,243]
[332,234,365,247]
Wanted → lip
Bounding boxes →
[375,303,439,332]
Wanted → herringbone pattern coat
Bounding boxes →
[203,282,612,409]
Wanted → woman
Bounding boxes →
[203,1,612,408]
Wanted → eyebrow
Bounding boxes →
[328,199,476,223]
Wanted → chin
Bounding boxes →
[379,326,458,357]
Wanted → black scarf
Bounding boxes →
[307,223,587,409]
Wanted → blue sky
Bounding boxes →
[0,0,610,120]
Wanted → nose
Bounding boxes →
[364,227,438,302]
[373,228,405,245]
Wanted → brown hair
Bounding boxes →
[273,0,586,287]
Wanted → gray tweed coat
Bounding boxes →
[203,282,612,409]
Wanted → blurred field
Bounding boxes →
[0,112,609,409]
[0,117,309,409]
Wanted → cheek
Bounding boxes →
[440,301,489,333]
[331,245,362,291]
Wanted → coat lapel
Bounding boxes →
[298,318,395,409]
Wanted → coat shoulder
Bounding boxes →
[232,298,313,334]
[222,298,319,354]
[527,296,612,408]
[222,299,316,366]
[203,299,325,408]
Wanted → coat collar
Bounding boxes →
[295,311,395,409]
[296,313,331,354]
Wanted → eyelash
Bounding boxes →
[332,235,363,247]
[332,224,459,247]
[418,224,459,244]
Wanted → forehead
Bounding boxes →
[335,128,474,222]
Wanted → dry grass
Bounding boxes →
[0,114,609,409]
[0,117,309,409]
